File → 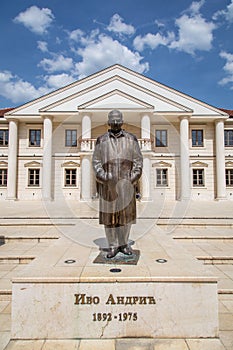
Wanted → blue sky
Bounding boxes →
[0,0,233,109]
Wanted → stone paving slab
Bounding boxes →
[1,199,233,220]
[3,338,228,350]
[186,338,225,349]
[219,331,233,349]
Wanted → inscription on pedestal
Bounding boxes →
[74,292,156,324]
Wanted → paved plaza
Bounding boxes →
[0,200,233,349]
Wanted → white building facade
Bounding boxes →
[0,64,232,202]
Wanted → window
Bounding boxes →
[224,130,233,147]
[65,130,77,147]
[29,130,41,147]
[155,130,167,147]
[65,169,77,186]
[0,169,7,186]
[0,129,8,147]
[193,169,204,186]
[192,129,203,147]
[156,169,168,186]
[226,169,233,186]
[28,169,40,186]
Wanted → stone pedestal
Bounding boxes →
[11,223,219,340]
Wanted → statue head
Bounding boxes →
[108,110,123,133]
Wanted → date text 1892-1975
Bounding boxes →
[74,293,156,322]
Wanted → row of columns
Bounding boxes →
[6,114,227,201]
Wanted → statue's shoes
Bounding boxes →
[120,245,133,256]
[106,247,119,259]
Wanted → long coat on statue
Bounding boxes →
[92,129,143,226]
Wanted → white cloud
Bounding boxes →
[107,14,135,35]
[170,13,215,54]
[0,69,76,104]
[133,32,174,51]
[69,29,85,42]
[37,41,48,52]
[132,1,214,55]
[39,54,74,73]
[225,0,233,22]
[213,0,233,23]
[13,6,54,35]
[68,28,99,47]
[0,70,50,104]
[0,71,13,82]
[74,34,149,78]
[154,20,165,28]
[188,0,205,15]
[44,73,76,89]
[219,51,233,86]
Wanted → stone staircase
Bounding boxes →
[0,216,233,300]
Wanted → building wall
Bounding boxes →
[1,118,233,201]
[189,122,215,201]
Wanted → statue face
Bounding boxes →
[108,110,123,132]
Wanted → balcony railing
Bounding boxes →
[79,138,153,152]
[138,138,153,151]
[79,138,96,151]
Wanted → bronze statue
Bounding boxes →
[92,110,143,259]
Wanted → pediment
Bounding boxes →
[78,90,153,110]
[24,161,42,168]
[152,161,172,168]
[191,161,208,167]
[0,161,8,167]
[61,161,80,167]
[4,64,228,118]
[225,161,233,168]
[39,77,190,114]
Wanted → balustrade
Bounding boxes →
[79,138,96,151]
[138,138,153,151]
[79,138,153,152]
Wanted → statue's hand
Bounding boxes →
[130,171,140,185]
[96,170,115,184]
[107,172,113,182]
[96,169,108,184]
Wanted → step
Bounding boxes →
[0,222,75,226]
[0,236,59,243]
[0,256,35,264]
[158,222,233,227]
[173,236,233,242]
[197,256,233,264]
[218,289,233,294]
[0,289,11,301]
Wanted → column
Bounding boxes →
[81,155,91,200]
[141,113,151,150]
[141,154,151,200]
[7,119,18,200]
[42,116,53,201]
[81,113,92,151]
[179,116,190,200]
[215,119,226,199]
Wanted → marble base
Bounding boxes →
[11,225,219,339]
[93,249,140,265]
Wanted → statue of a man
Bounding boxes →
[92,110,143,259]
